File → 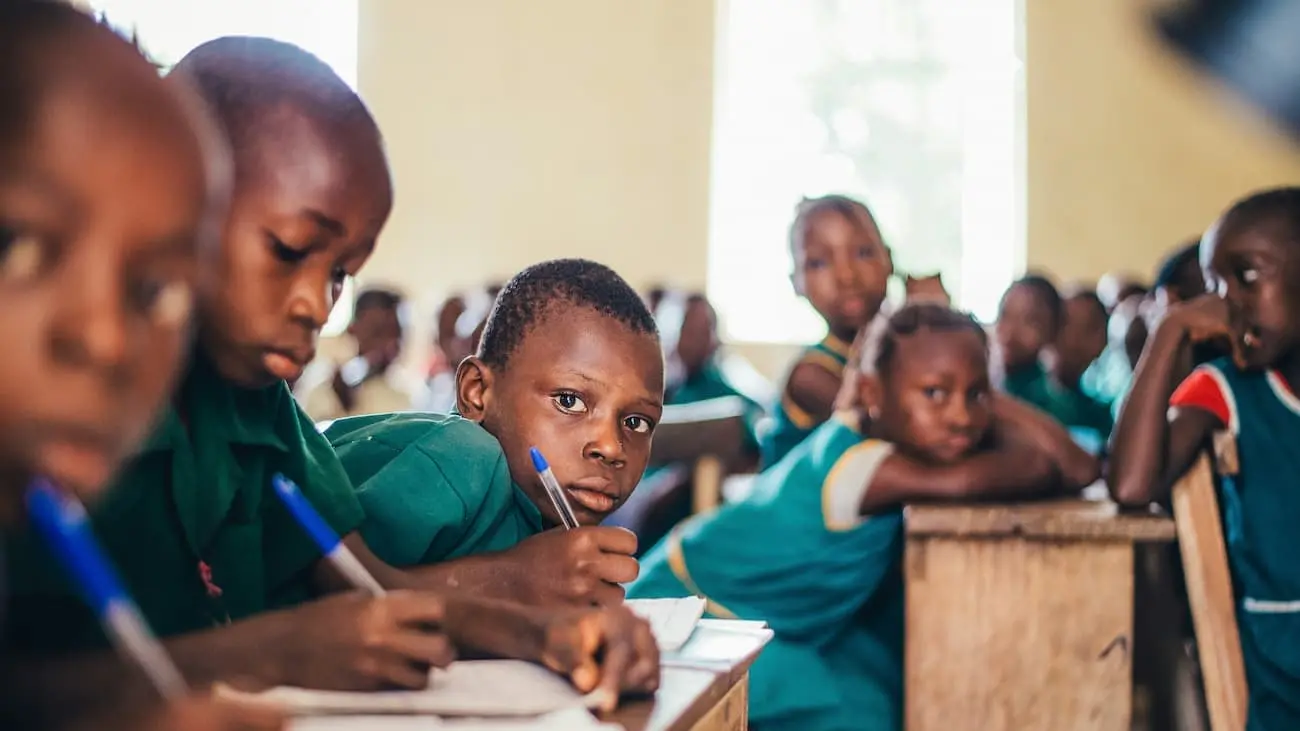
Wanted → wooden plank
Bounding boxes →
[688,677,747,731]
[906,535,1135,730]
[905,498,1176,542]
[1171,454,1247,731]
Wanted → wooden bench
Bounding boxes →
[904,496,1177,730]
[1172,453,1247,731]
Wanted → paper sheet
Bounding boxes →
[290,708,620,730]
[624,596,706,652]
[219,660,604,717]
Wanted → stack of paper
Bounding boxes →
[624,597,706,652]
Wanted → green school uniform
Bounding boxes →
[666,360,762,452]
[629,415,903,731]
[325,413,543,566]
[3,355,364,652]
[758,334,851,469]
[1003,362,1113,452]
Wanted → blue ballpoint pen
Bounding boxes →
[26,479,187,700]
[529,447,579,529]
[271,473,386,596]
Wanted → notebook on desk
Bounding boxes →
[624,597,707,652]
[217,660,605,717]
[289,707,620,730]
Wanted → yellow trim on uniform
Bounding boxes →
[801,351,847,376]
[666,526,739,619]
[822,334,852,359]
[821,439,884,532]
[781,393,817,429]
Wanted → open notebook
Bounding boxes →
[217,660,605,717]
[290,708,620,730]
[623,597,706,652]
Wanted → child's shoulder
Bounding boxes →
[799,334,852,373]
[326,412,502,465]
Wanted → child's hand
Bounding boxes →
[141,698,285,731]
[268,589,456,691]
[505,527,639,607]
[537,605,660,711]
[1167,295,1234,344]
[993,396,1100,489]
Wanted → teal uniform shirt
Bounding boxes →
[629,416,903,731]
[1003,361,1113,453]
[326,413,543,566]
[1178,359,1300,730]
[4,355,365,652]
[758,334,851,470]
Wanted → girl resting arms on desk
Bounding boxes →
[629,302,1098,731]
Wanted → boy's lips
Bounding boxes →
[263,348,311,381]
[565,477,619,515]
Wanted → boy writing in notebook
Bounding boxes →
[760,194,893,468]
[0,4,278,729]
[6,35,657,715]
[326,258,663,605]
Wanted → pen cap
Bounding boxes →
[272,473,342,553]
[529,447,550,473]
[26,480,126,615]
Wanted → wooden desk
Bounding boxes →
[607,625,765,731]
[904,498,1176,731]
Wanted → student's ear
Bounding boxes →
[455,356,494,422]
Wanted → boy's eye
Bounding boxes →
[129,276,194,327]
[1241,268,1260,285]
[805,257,828,271]
[969,388,990,404]
[268,233,308,263]
[0,227,46,283]
[624,415,654,434]
[855,245,875,260]
[922,386,946,401]
[552,392,588,414]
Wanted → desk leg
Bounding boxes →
[905,537,1135,731]
[690,674,749,731]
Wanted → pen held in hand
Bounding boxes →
[529,447,579,529]
[272,473,385,596]
[26,479,188,700]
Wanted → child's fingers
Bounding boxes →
[387,628,458,669]
[374,653,435,689]
[586,526,638,554]
[594,553,640,585]
[594,619,633,712]
[590,580,627,606]
[627,615,661,693]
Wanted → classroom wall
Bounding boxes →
[346,0,1300,378]
[355,0,714,324]
[1025,0,1300,284]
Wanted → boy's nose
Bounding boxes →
[50,255,129,375]
[583,418,626,466]
[288,278,334,330]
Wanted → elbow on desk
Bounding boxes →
[1107,474,1159,508]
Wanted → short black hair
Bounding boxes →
[1221,186,1300,245]
[789,194,877,255]
[1002,273,1064,332]
[1064,289,1108,325]
[170,36,377,165]
[352,287,403,319]
[862,303,988,376]
[478,259,659,369]
[1154,240,1199,287]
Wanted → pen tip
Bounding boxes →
[528,447,548,472]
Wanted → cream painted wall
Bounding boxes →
[355,0,714,328]
[343,0,1300,379]
[1025,0,1300,284]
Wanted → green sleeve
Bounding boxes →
[262,388,366,594]
[331,416,528,566]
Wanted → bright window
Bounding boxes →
[89,0,360,335]
[708,0,1024,343]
